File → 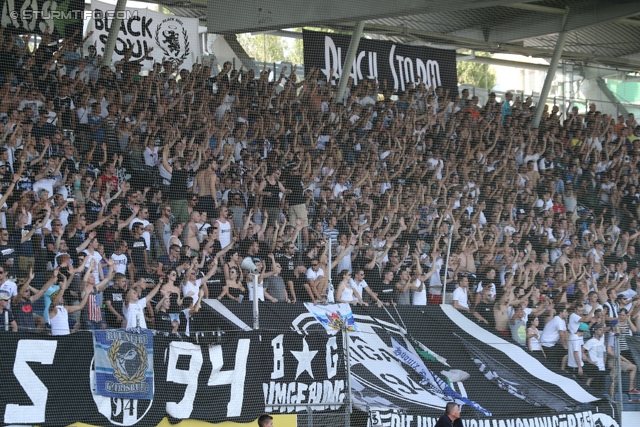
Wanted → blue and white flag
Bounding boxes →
[93,329,154,399]
[391,336,491,416]
[304,302,359,334]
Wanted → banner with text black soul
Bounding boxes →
[0,0,84,39]
[302,29,458,94]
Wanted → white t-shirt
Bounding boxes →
[540,315,567,347]
[248,279,265,301]
[306,267,325,281]
[125,298,148,329]
[583,336,606,370]
[568,312,583,334]
[412,279,427,306]
[182,279,201,299]
[83,249,103,283]
[567,333,584,368]
[349,278,368,300]
[0,280,17,308]
[452,286,469,309]
[110,252,128,275]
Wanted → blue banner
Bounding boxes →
[391,336,491,416]
[93,329,154,400]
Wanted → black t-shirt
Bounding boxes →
[0,243,16,265]
[168,169,189,199]
[275,253,300,283]
[475,301,495,329]
[85,199,102,223]
[53,96,74,129]
[97,223,118,258]
[622,193,639,216]
[354,255,382,291]
[128,236,147,271]
[282,169,305,206]
[375,280,396,304]
[103,285,126,327]
[0,307,15,330]
[13,300,36,332]
[155,311,174,333]
[66,231,83,264]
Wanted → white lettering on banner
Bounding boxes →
[0,0,60,34]
[322,35,378,86]
[389,44,441,92]
[164,339,249,419]
[368,411,619,427]
[4,340,57,424]
[166,341,203,419]
[91,362,154,426]
[93,11,154,59]
[320,34,441,92]
[262,380,345,412]
[90,0,198,68]
[207,339,250,417]
[272,334,284,379]
[326,336,338,379]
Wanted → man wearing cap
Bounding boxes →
[567,322,589,376]
[0,289,17,332]
[583,324,607,391]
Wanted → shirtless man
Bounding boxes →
[185,211,202,255]
[493,275,531,336]
[456,233,478,274]
[195,159,218,220]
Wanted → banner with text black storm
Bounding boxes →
[0,0,84,39]
[302,29,458,94]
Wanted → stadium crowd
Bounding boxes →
[1,27,640,397]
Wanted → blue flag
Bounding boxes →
[391,336,491,416]
[93,329,154,400]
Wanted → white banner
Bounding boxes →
[89,0,199,69]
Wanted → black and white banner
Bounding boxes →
[0,304,620,427]
[0,0,85,39]
[302,30,458,93]
[89,0,199,68]
[0,330,345,426]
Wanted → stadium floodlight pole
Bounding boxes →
[335,21,365,105]
[531,8,570,129]
[101,0,128,67]
[441,222,454,305]
[252,273,259,330]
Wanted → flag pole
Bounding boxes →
[442,223,454,305]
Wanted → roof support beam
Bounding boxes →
[532,17,568,129]
[206,0,541,34]
[335,21,365,104]
[327,22,640,70]
[477,2,640,43]
[595,77,628,116]
[506,3,640,26]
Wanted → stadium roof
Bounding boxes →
[157,0,640,71]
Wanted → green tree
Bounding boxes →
[457,51,497,90]
[237,33,286,64]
